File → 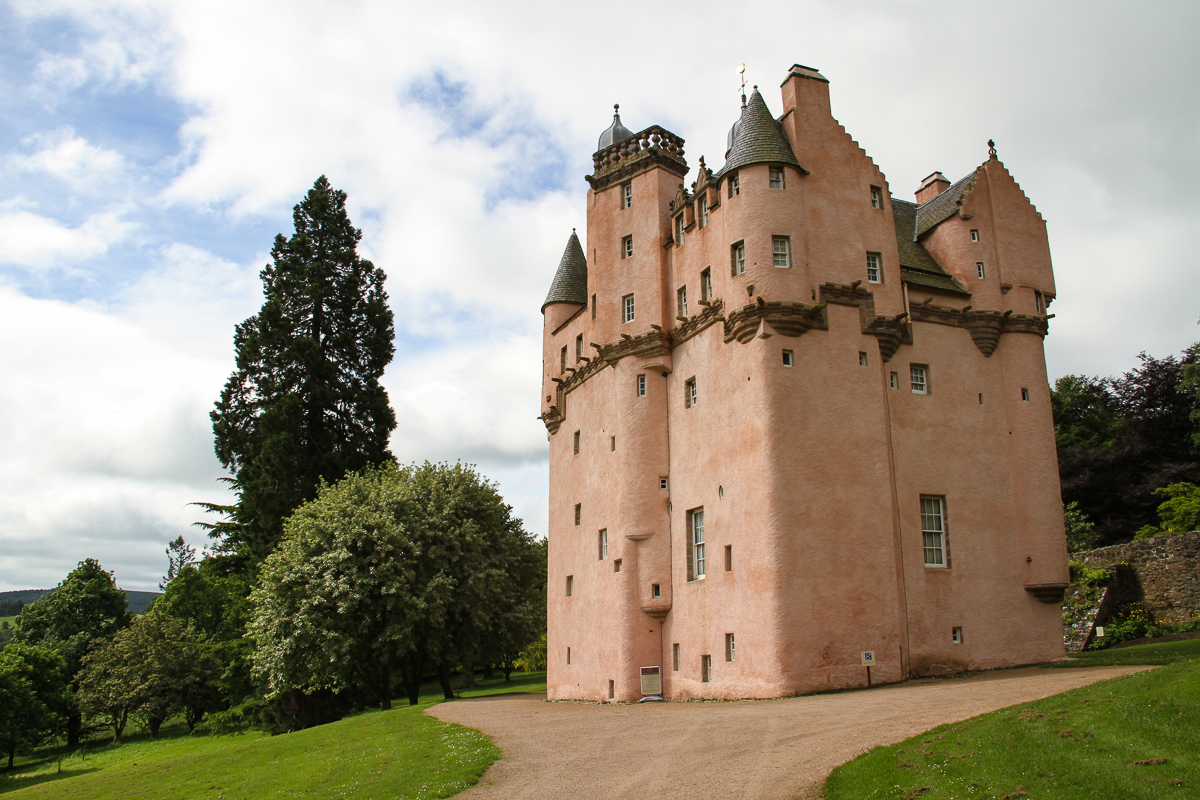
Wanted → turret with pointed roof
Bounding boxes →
[542,229,588,312]
[719,87,804,177]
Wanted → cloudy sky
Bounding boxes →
[1,0,1197,593]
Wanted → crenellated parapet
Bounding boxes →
[587,126,688,193]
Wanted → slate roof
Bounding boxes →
[542,230,588,311]
[915,171,976,237]
[717,88,803,177]
[892,199,970,296]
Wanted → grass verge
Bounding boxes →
[823,640,1198,799]
[3,670,545,799]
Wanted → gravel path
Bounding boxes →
[428,664,1146,800]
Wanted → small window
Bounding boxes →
[1021,387,1030,402]
[782,349,794,367]
[566,575,574,596]
[890,371,899,390]
[921,496,947,568]
[622,235,633,259]
[687,507,705,580]
[769,166,784,189]
[977,262,985,279]
[725,633,736,662]
[575,334,583,362]
[673,643,680,671]
[637,374,646,396]
[678,285,688,317]
[622,183,632,209]
[859,352,868,367]
[574,503,581,526]
[623,293,635,323]
[970,229,979,242]
[685,378,698,408]
[870,185,883,209]
[701,268,713,301]
[701,654,712,682]
[675,215,686,246]
[724,544,732,572]
[952,627,963,644]
[731,242,745,276]
[614,558,621,572]
[598,529,607,560]
[866,252,882,284]
[659,477,669,491]
[610,436,616,451]
[608,679,615,699]
[1035,291,1045,313]
[591,293,597,319]
[979,393,984,404]
[910,365,928,395]
[729,173,740,197]
[560,346,567,374]
[652,583,661,598]
[699,197,709,228]
[573,430,580,455]
[772,236,791,268]
[567,647,571,664]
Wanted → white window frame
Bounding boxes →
[560,345,567,373]
[870,186,883,209]
[598,529,607,560]
[977,262,985,279]
[685,378,697,408]
[921,496,948,568]
[659,477,668,491]
[1035,291,1045,313]
[575,334,583,362]
[769,166,784,189]
[622,182,632,209]
[725,633,736,662]
[701,654,712,682]
[731,242,745,276]
[688,507,706,580]
[866,252,882,284]
[678,285,688,317]
[675,214,685,246]
[910,365,928,395]
[623,293,635,324]
[701,268,713,301]
[970,229,979,242]
[699,196,709,228]
[890,371,899,390]
[621,235,633,259]
[729,173,740,197]
[636,374,646,397]
[772,236,791,268]
[782,349,794,367]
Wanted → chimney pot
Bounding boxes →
[916,171,951,205]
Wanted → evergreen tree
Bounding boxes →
[209,176,397,565]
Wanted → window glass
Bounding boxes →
[769,167,784,189]
[867,253,882,283]
[921,496,946,567]
[772,237,790,268]
[911,365,927,394]
[623,294,635,323]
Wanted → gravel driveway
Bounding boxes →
[428,664,1145,800]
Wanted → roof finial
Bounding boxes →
[737,63,747,107]
[614,104,620,116]
[572,227,576,234]
[988,139,997,159]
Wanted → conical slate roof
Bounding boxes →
[597,105,634,151]
[542,230,588,311]
[718,88,802,176]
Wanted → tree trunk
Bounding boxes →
[438,660,455,700]
[403,653,420,706]
[482,663,494,679]
[380,663,392,710]
[503,665,513,682]
[67,710,82,748]
[7,745,14,771]
[456,662,477,690]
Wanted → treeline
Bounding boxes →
[1053,342,1200,549]
[0,177,546,766]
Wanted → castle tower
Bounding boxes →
[541,66,1068,702]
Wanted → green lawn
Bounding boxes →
[824,641,1199,799]
[2,671,546,799]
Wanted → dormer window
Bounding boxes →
[622,183,632,209]
[729,173,740,197]
[769,166,784,189]
[870,186,883,209]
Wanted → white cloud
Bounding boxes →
[9,127,126,190]
[0,208,134,269]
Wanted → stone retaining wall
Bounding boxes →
[1077,530,1200,624]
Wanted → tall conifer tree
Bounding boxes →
[209,176,397,565]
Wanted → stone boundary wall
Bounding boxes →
[1077,530,1200,624]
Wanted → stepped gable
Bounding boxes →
[915,171,976,236]
[541,230,588,311]
[717,87,804,177]
[892,200,970,296]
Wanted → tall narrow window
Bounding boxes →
[575,334,583,362]
[977,262,985,279]
[701,655,712,682]
[687,507,706,580]
[1021,387,1030,402]
[636,374,646,397]
[598,529,607,560]
[675,215,685,246]
[890,371,899,389]
[970,229,979,242]
[567,647,571,664]
[782,350,794,367]
[866,252,882,283]
[622,235,633,259]
[622,182,632,209]
[566,575,574,596]
[731,242,745,276]
[623,293,635,323]
[652,583,661,598]
[870,186,883,209]
[699,196,709,228]
[591,293,597,319]
[673,643,680,671]
[573,430,579,455]
[910,365,928,395]
[725,633,736,662]
[724,544,732,572]
[677,285,688,317]
[610,436,616,451]
[921,496,947,568]
[608,680,614,699]
[701,268,713,301]
[772,236,791,268]
[769,166,784,189]
[1035,291,1045,313]
[574,503,581,526]
[685,378,698,408]
[729,173,740,197]
[560,346,567,373]
[859,352,868,366]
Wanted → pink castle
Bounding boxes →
[540,64,1068,702]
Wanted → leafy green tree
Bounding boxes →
[1063,501,1096,554]
[13,559,130,746]
[1133,482,1200,540]
[208,176,397,567]
[250,462,541,716]
[1183,342,1200,450]
[1051,375,1119,451]
[0,644,67,769]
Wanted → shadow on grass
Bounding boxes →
[1,767,101,795]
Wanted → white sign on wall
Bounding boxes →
[861,651,876,666]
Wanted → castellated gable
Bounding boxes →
[540,64,1068,702]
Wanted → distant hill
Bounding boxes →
[0,589,162,616]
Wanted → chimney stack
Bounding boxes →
[915,171,950,205]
